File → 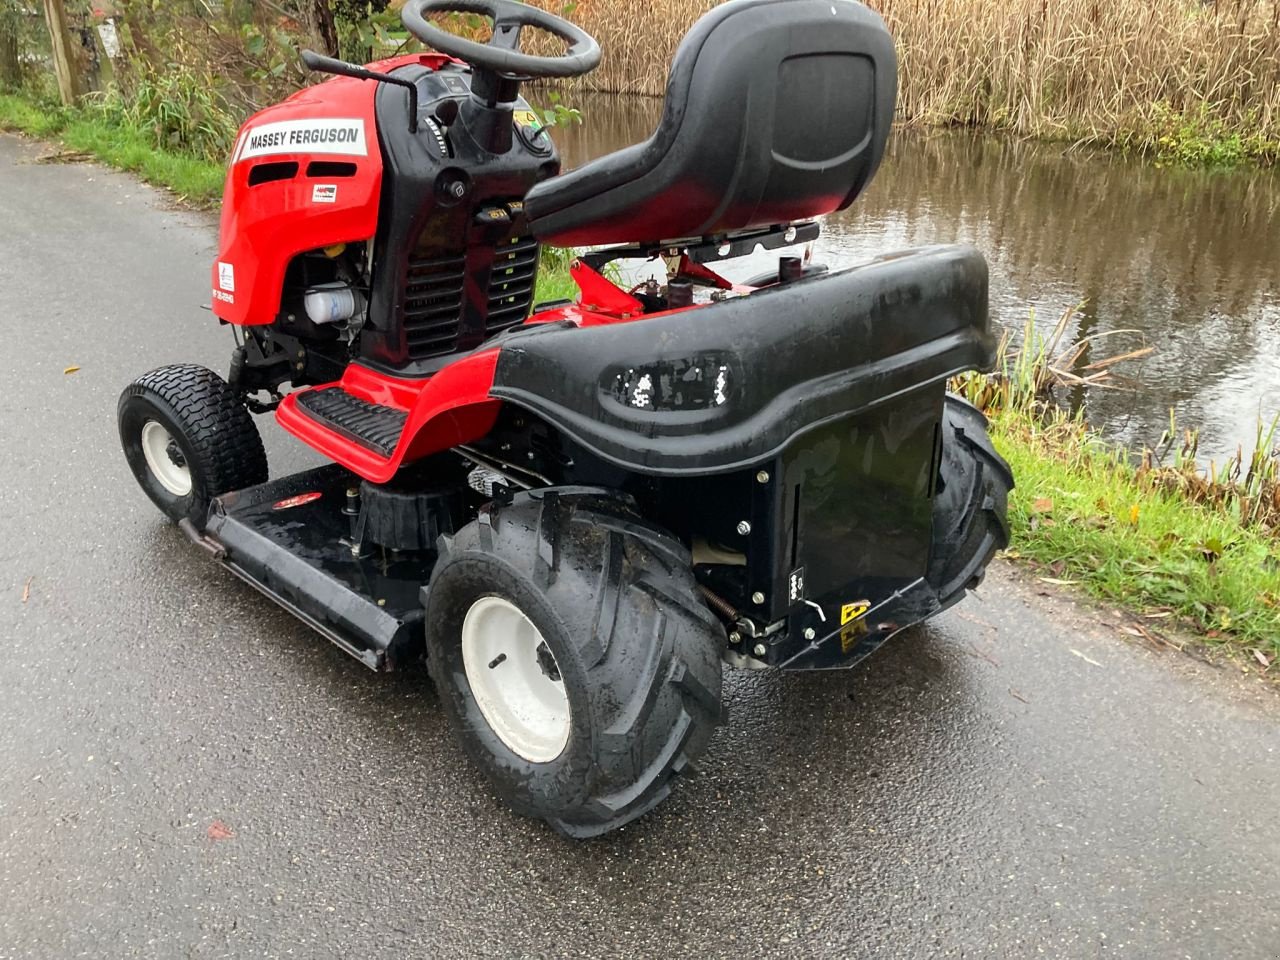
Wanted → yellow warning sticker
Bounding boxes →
[841,601,871,625]
[513,109,542,130]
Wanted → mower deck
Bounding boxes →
[204,465,429,670]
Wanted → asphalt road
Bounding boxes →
[1,133,1278,960]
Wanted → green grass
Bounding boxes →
[534,245,580,304]
[0,92,66,137]
[0,92,226,203]
[990,410,1280,656]
[1117,101,1280,169]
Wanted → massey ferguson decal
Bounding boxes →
[234,118,368,162]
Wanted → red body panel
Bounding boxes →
[275,261,714,482]
[209,55,772,486]
[211,53,456,326]
[276,350,503,484]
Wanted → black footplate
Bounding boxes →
[296,388,406,458]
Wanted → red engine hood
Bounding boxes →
[210,53,456,326]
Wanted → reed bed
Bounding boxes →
[869,0,1280,161]
[530,0,1280,162]
[524,0,716,95]
[1139,412,1280,533]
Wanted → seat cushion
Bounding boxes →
[525,0,897,247]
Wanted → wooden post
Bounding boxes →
[0,28,19,90]
[41,0,82,105]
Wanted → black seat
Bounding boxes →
[525,0,897,247]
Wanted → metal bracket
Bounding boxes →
[579,221,821,271]
[178,518,227,561]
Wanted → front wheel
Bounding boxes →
[118,363,268,528]
[424,489,725,838]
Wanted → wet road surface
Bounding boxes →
[1,134,1278,959]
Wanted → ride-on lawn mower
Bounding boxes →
[118,0,1012,836]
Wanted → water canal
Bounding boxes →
[550,94,1280,459]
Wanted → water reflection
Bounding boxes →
[549,93,1280,456]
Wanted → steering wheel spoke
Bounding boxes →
[490,17,524,52]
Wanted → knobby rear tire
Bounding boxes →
[424,489,726,838]
[928,394,1014,608]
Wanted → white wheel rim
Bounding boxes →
[461,596,571,763]
[140,420,193,497]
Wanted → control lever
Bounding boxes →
[300,50,419,133]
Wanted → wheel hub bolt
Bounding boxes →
[535,641,562,683]
[165,440,186,468]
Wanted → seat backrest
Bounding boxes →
[525,0,897,247]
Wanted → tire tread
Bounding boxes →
[928,395,1015,608]
[119,363,266,525]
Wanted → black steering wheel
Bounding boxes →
[401,0,601,79]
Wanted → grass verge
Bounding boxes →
[956,311,1280,662]
[0,93,225,204]
[990,411,1279,657]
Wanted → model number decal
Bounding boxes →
[312,184,338,204]
[234,118,368,162]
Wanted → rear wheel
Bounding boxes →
[928,394,1014,607]
[424,489,725,837]
[118,363,268,528]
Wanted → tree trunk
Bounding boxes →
[312,0,340,57]
[41,0,82,104]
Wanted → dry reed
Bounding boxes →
[523,0,717,95]
[1139,412,1280,533]
[867,0,1280,158]
[529,0,1280,160]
